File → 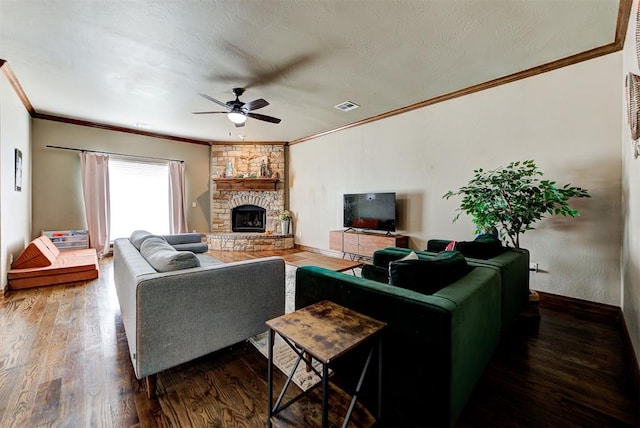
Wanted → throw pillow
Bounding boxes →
[474,233,502,245]
[140,237,200,272]
[130,230,154,250]
[389,250,470,295]
[388,250,419,282]
[399,250,419,261]
[455,234,506,259]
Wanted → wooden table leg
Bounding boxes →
[145,374,156,399]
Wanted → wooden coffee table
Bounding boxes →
[281,251,362,272]
[266,300,386,428]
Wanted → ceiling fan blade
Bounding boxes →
[243,98,269,111]
[192,111,227,115]
[198,93,228,109]
[247,112,281,124]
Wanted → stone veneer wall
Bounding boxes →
[211,144,286,233]
[206,233,294,251]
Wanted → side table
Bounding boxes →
[266,300,386,428]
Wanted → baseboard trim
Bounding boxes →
[620,308,640,392]
[538,291,639,392]
[537,291,621,325]
[294,243,343,259]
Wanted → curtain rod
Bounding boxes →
[46,145,184,163]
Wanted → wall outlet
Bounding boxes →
[191,201,197,208]
[529,262,538,272]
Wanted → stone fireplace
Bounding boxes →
[206,144,293,251]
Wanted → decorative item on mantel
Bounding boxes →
[260,159,267,177]
[279,210,292,235]
[225,160,234,178]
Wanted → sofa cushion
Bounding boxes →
[130,230,156,250]
[139,237,200,272]
[455,234,506,259]
[389,250,470,294]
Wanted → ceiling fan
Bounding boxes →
[192,88,281,127]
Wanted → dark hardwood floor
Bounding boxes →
[0,252,637,427]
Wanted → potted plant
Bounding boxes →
[443,160,590,249]
[279,210,292,235]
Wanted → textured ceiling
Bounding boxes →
[0,0,623,143]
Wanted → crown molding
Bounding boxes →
[32,112,213,146]
[0,59,35,115]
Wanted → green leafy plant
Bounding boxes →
[443,160,590,248]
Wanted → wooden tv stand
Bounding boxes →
[329,229,409,259]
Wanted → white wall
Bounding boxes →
[0,71,32,291]
[290,53,622,305]
[621,0,640,372]
[31,120,211,238]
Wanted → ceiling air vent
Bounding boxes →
[334,101,360,112]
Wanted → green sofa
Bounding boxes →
[426,239,530,333]
[295,257,502,427]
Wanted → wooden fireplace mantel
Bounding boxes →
[213,178,279,191]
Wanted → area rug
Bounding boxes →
[249,264,323,390]
[249,263,360,390]
[249,331,324,391]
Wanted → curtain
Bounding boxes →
[168,161,188,234]
[79,152,111,256]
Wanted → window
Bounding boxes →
[109,157,169,240]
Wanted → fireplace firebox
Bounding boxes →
[232,205,266,233]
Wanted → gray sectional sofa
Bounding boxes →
[113,232,285,396]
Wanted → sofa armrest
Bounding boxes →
[471,248,529,330]
[161,233,203,245]
[361,263,389,283]
[160,233,208,253]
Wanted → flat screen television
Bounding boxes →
[343,192,396,232]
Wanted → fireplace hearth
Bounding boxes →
[232,205,266,233]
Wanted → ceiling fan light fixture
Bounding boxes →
[227,111,246,124]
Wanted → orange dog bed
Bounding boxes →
[8,235,99,290]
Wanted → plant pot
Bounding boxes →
[280,220,290,235]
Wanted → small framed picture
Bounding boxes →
[14,148,22,192]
